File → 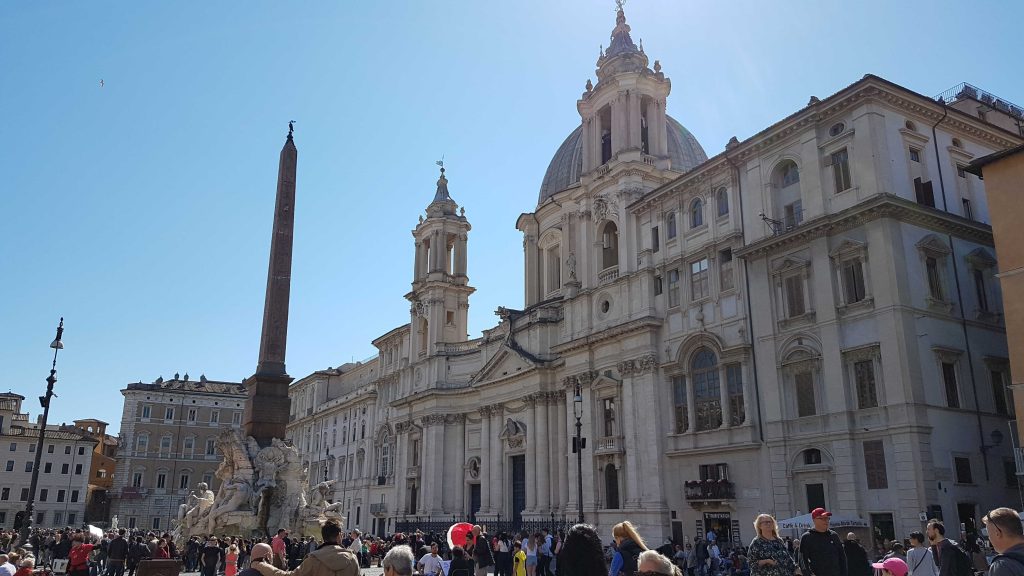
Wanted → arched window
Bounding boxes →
[604,463,620,509]
[773,161,803,230]
[135,433,149,454]
[159,435,172,457]
[690,198,704,228]
[601,222,619,269]
[717,187,729,217]
[379,444,392,478]
[692,348,723,431]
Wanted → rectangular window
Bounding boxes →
[210,410,220,424]
[39,489,48,502]
[942,361,960,408]
[719,249,735,292]
[187,408,197,422]
[672,376,688,434]
[183,436,195,455]
[179,474,190,490]
[726,363,745,426]
[128,517,136,529]
[973,269,989,312]
[57,490,65,502]
[44,462,52,473]
[25,461,33,472]
[1006,460,1019,488]
[954,456,973,484]
[132,472,143,487]
[864,440,888,489]
[842,260,866,304]
[8,443,14,452]
[412,439,420,467]
[47,444,54,454]
[654,275,663,296]
[992,370,1009,416]
[141,405,151,419]
[71,489,79,502]
[65,445,71,455]
[52,512,62,526]
[831,148,852,192]
[156,473,166,489]
[785,275,806,317]
[20,488,29,501]
[206,439,216,456]
[232,411,242,425]
[5,460,12,472]
[691,258,709,301]
[699,463,729,481]
[61,463,69,474]
[602,398,616,437]
[926,256,944,300]
[29,444,34,453]
[784,201,803,228]
[0,488,8,501]
[75,463,83,475]
[854,360,879,409]
[651,226,660,253]
[36,512,44,525]
[909,148,921,162]
[164,407,174,420]
[667,214,678,239]
[668,269,680,308]
[78,446,84,455]
[915,177,935,207]
[963,199,974,220]
[0,512,5,525]
[152,517,161,530]
[796,372,816,417]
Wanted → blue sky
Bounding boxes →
[2,0,1021,435]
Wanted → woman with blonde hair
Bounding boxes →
[748,514,796,576]
[225,544,239,576]
[610,521,649,576]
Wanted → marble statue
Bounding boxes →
[111,516,119,531]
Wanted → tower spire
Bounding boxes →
[243,123,298,447]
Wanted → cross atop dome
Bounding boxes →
[606,0,639,58]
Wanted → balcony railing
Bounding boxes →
[370,503,387,517]
[684,479,735,502]
[1015,447,1024,476]
[598,266,620,284]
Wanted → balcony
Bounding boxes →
[598,266,619,285]
[684,479,735,505]
[595,435,624,455]
[370,503,387,517]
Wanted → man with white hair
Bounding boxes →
[639,549,682,576]
[382,545,414,576]
[0,554,16,576]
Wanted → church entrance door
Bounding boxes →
[510,455,526,524]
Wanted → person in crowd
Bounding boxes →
[983,508,1024,576]
[687,542,701,576]
[709,539,722,576]
[610,521,648,576]
[883,543,907,564]
[749,514,797,576]
[153,539,170,560]
[105,529,129,576]
[250,519,359,576]
[0,554,16,576]
[226,544,240,576]
[550,530,563,576]
[69,534,97,576]
[236,543,273,576]
[525,533,539,576]
[468,525,496,576]
[674,544,689,570]
[271,530,289,570]
[200,538,224,576]
[638,549,684,576]
[842,533,870,576]
[382,545,413,576]
[125,536,149,576]
[871,558,909,576]
[926,519,972,576]
[494,532,512,576]
[449,546,474,576]
[513,541,527,576]
[906,532,938,576]
[553,523,605,576]
[417,543,443,576]
[14,556,34,576]
[536,529,553,576]
[799,509,847,576]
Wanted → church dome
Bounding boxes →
[537,115,708,204]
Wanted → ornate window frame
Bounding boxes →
[829,239,873,315]
[772,255,815,328]
[916,235,953,313]
[965,247,999,322]
[933,346,964,409]
[842,344,883,410]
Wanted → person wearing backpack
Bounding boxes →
[927,520,973,576]
[982,508,1024,576]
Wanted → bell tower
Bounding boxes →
[406,164,474,359]
[578,3,672,171]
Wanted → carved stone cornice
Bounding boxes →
[551,316,662,355]
[524,393,541,407]
[421,414,447,427]
[394,421,414,435]
[617,353,658,377]
[781,357,821,377]
[444,413,467,424]
[563,370,598,390]
[478,403,505,417]
[842,343,881,364]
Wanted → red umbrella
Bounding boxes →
[447,522,475,550]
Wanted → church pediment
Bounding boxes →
[471,346,535,385]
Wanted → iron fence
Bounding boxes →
[394,514,576,539]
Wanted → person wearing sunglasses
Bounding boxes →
[799,509,847,576]
[637,549,683,576]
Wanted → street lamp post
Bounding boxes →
[572,383,585,525]
[20,318,64,548]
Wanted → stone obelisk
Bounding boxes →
[243,124,297,447]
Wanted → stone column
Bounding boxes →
[394,422,409,515]
[535,395,550,514]
[524,234,539,306]
[687,380,697,435]
[620,354,666,508]
[556,391,569,512]
[618,367,641,508]
[657,99,669,158]
[478,407,492,513]
[611,92,626,156]
[628,90,642,149]
[414,241,423,281]
[455,234,468,277]
[422,414,446,515]
[451,414,466,516]
[547,393,560,510]
[525,395,538,513]
[490,404,505,516]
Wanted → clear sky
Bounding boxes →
[2,0,1021,436]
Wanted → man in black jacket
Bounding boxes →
[842,533,871,576]
[983,508,1024,576]
[926,520,972,576]
[799,508,848,576]
[105,529,129,576]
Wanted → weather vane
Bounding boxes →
[436,155,445,174]
[615,0,625,11]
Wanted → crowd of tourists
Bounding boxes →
[3,506,1024,576]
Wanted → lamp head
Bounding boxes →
[573,384,583,418]
[50,317,64,350]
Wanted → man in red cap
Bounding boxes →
[799,508,848,576]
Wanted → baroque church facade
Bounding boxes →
[284,8,1024,546]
